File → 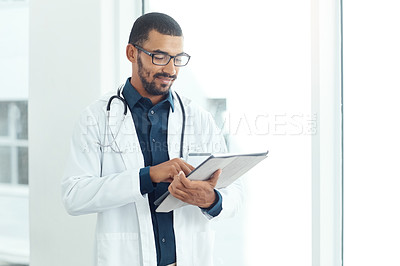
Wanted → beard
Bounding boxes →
[137,55,177,96]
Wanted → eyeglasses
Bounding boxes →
[133,44,191,67]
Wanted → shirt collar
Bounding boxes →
[122,78,175,112]
[165,88,175,112]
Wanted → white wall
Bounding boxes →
[344,1,400,265]
[0,2,30,264]
[0,2,29,100]
[29,1,100,264]
[29,1,140,265]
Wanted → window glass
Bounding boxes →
[0,104,8,136]
[0,146,11,183]
[147,2,312,265]
[15,101,28,140]
[18,146,29,185]
[0,101,29,185]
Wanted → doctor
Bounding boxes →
[62,12,243,266]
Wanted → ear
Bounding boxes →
[126,44,136,63]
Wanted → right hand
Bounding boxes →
[149,158,195,183]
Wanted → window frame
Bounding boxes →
[311,0,343,265]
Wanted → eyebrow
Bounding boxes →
[152,49,169,55]
[152,49,186,56]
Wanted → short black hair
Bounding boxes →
[128,12,183,46]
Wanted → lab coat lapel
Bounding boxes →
[103,99,144,170]
[103,98,157,264]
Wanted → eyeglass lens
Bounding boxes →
[153,54,190,66]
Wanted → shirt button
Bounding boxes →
[162,238,166,243]
[152,138,156,143]
[150,110,155,115]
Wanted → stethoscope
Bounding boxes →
[98,85,186,169]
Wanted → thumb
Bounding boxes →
[209,169,222,184]
[178,170,185,179]
[178,171,192,188]
[176,171,185,183]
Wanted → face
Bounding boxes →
[128,30,184,97]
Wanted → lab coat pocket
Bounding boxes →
[192,231,215,266]
[97,232,141,266]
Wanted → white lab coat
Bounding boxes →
[62,90,243,266]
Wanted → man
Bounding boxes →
[62,12,243,266]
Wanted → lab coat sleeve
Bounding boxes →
[202,112,244,220]
[61,106,144,216]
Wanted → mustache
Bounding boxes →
[153,73,177,80]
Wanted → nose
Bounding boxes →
[163,58,177,76]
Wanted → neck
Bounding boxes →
[129,77,166,105]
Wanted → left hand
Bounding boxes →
[168,169,222,208]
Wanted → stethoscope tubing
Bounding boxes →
[101,85,186,157]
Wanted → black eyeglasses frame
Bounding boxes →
[133,44,191,67]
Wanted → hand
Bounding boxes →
[149,158,195,183]
[168,169,222,208]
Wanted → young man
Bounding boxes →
[62,12,243,266]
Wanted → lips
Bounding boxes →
[154,73,177,81]
[157,76,174,84]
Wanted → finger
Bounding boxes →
[180,163,192,176]
[168,178,180,195]
[177,171,195,189]
[170,171,186,189]
[210,169,222,180]
[208,169,222,185]
[169,180,190,201]
[178,160,195,175]
[185,161,195,171]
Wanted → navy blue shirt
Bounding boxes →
[122,78,222,265]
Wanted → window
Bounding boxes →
[147,1,313,265]
[0,101,29,185]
